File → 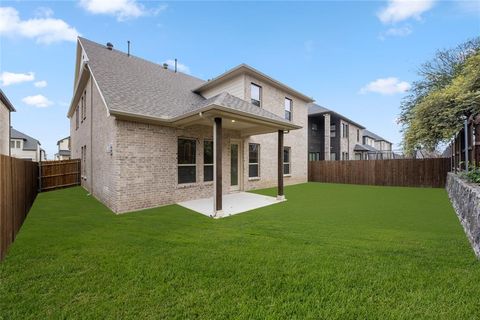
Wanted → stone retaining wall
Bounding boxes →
[446,173,480,259]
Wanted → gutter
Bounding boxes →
[109,104,302,131]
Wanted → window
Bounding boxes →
[80,95,84,121]
[311,123,318,131]
[330,152,336,161]
[342,152,349,160]
[342,123,349,138]
[75,106,79,130]
[357,129,360,142]
[309,152,320,161]
[284,98,292,121]
[203,140,213,182]
[330,125,336,138]
[248,143,260,178]
[250,83,261,107]
[82,90,87,120]
[81,145,87,177]
[178,138,196,184]
[283,147,291,175]
[16,141,21,149]
[10,141,14,148]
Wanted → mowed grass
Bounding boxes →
[1,183,479,319]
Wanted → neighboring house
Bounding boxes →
[358,130,394,160]
[55,136,71,160]
[10,128,45,161]
[0,89,15,156]
[68,37,313,215]
[308,104,365,161]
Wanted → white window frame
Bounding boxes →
[283,146,291,176]
[203,140,213,182]
[248,143,260,178]
[250,83,262,107]
[178,138,197,184]
[284,97,292,121]
[330,125,336,138]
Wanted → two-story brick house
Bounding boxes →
[0,90,15,156]
[55,136,71,160]
[68,38,313,215]
[308,104,365,161]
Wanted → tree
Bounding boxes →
[399,38,480,154]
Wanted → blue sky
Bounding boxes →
[0,0,479,158]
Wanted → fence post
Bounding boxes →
[464,118,469,172]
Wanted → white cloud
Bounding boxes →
[34,80,48,88]
[385,25,413,36]
[360,77,411,95]
[0,71,35,86]
[0,7,80,44]
[378,24,413,40]
[79,0,166,21]
[34,7,54,18]
[163,59,191,74]
[22,94,53,108]
[377,0,435,24]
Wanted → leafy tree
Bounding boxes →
[400,38,480,154]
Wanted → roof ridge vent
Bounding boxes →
[106,42,113,50]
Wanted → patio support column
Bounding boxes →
[277,130,284,200]
[214,117,222,215]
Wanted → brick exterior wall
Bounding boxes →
[0,102,10,155]
[71,70,309,214]
[70,76,117,210]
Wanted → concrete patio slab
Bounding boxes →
[177,192,285,218]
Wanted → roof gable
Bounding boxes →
[77,37,206,120]
[194,64,314,103]
[0,89,15,112]
[10,128,40,150]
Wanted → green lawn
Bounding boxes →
[1,183,479,319]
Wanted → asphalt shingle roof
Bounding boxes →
[363,129,390,143]
[10,128,40,151]
[354,144,378,152]
[79,37,297,127]
[308,103,365,129]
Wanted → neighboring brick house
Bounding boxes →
[0,89,15,156]
[308,104,365,161]
[55,136,71,160]
[68,37,313,215]
[308,104,395,161]
[357,130,394,160]
[10,128,45,161]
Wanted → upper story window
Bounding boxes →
[330,125,336,138]
[75,106,79,130]
[284,98,292,121]
[178,138,196,184]
[311,123,318,131]
[10,140,21,149]
[81,90,87,121]
[342,123,349,138]
[251,83,261,107]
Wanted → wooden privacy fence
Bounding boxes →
[39,159,81,192]
[0,155,39,261]
[309,158,452,188]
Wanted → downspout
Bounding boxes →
[90,76,94,195]
[8,114,11,156]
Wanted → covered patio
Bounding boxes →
[178,192,286,218]
[172,92,301,217]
